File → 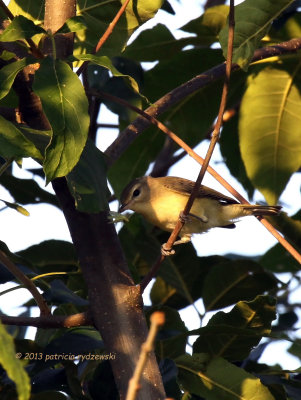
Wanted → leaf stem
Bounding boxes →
[0,157,14,177]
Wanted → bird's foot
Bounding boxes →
[161,243,175,256]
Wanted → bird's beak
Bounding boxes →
[119,203,128,213]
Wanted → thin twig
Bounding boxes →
[77,0,131,77]
[0,311,92,328]
[0,250,51,315]
[126,311,165,400]
[162,0,235,254]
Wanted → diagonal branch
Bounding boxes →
[0,250,51,316]
[105,37,301,165]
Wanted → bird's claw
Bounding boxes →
[179,211,189,224]
[161,243,175,256]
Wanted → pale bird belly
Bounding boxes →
[147,195,226,234]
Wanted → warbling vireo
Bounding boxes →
[119,176,281,251]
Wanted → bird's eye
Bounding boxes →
[133,189,140,198]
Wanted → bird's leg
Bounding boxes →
[161,234,192,256]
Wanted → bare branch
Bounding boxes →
[0,311,92,328]
[126,312,165,400]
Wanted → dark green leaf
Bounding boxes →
[260,211,301,272]
[66,139,110,213]
[17,240,78,272]
[0,115,42,159]
[220,0,295,70]
[193,295,276,361]
[151,250,227,309]
[239,61,301,204]
[202,259,278,311]
[0,15,45,42]
[43,279,88,306]
[33,58,89,182]
[176,353,275,400]
[123,24,193,61]
[147,306,188,359]
[77,53,141,94]
[0,173,59,207]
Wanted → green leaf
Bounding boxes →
[219,0,295,70]
[176,353,275,400]
[181,5,229,45]
[151,252,226,310]
[219,113,255,199]
[193,295,276,361]
[239,61,301,204]
[0,115,43,159]
[0,320,31,400]
[147,306,188,359]
[0,15,45,42]
[202,260,278,311]
[0,198,30,216]
[0,58,33,101]
[33,58,89,182]
[56,16,87,34]
[67,139,110,213]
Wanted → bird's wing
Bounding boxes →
[160,176,238,205]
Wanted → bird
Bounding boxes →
[119,176,281,254]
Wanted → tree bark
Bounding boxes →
[43,0,166,398]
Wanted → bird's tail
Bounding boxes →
[240,204,282,216]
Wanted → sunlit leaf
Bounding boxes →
[0,15,45,42]
[0,321,31,400]
[193,295,276,361]
[33,58,89,182]
[176,353,275,400]
[239,61,301,204]
[220,0,295,70]
[0,199,30,216]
